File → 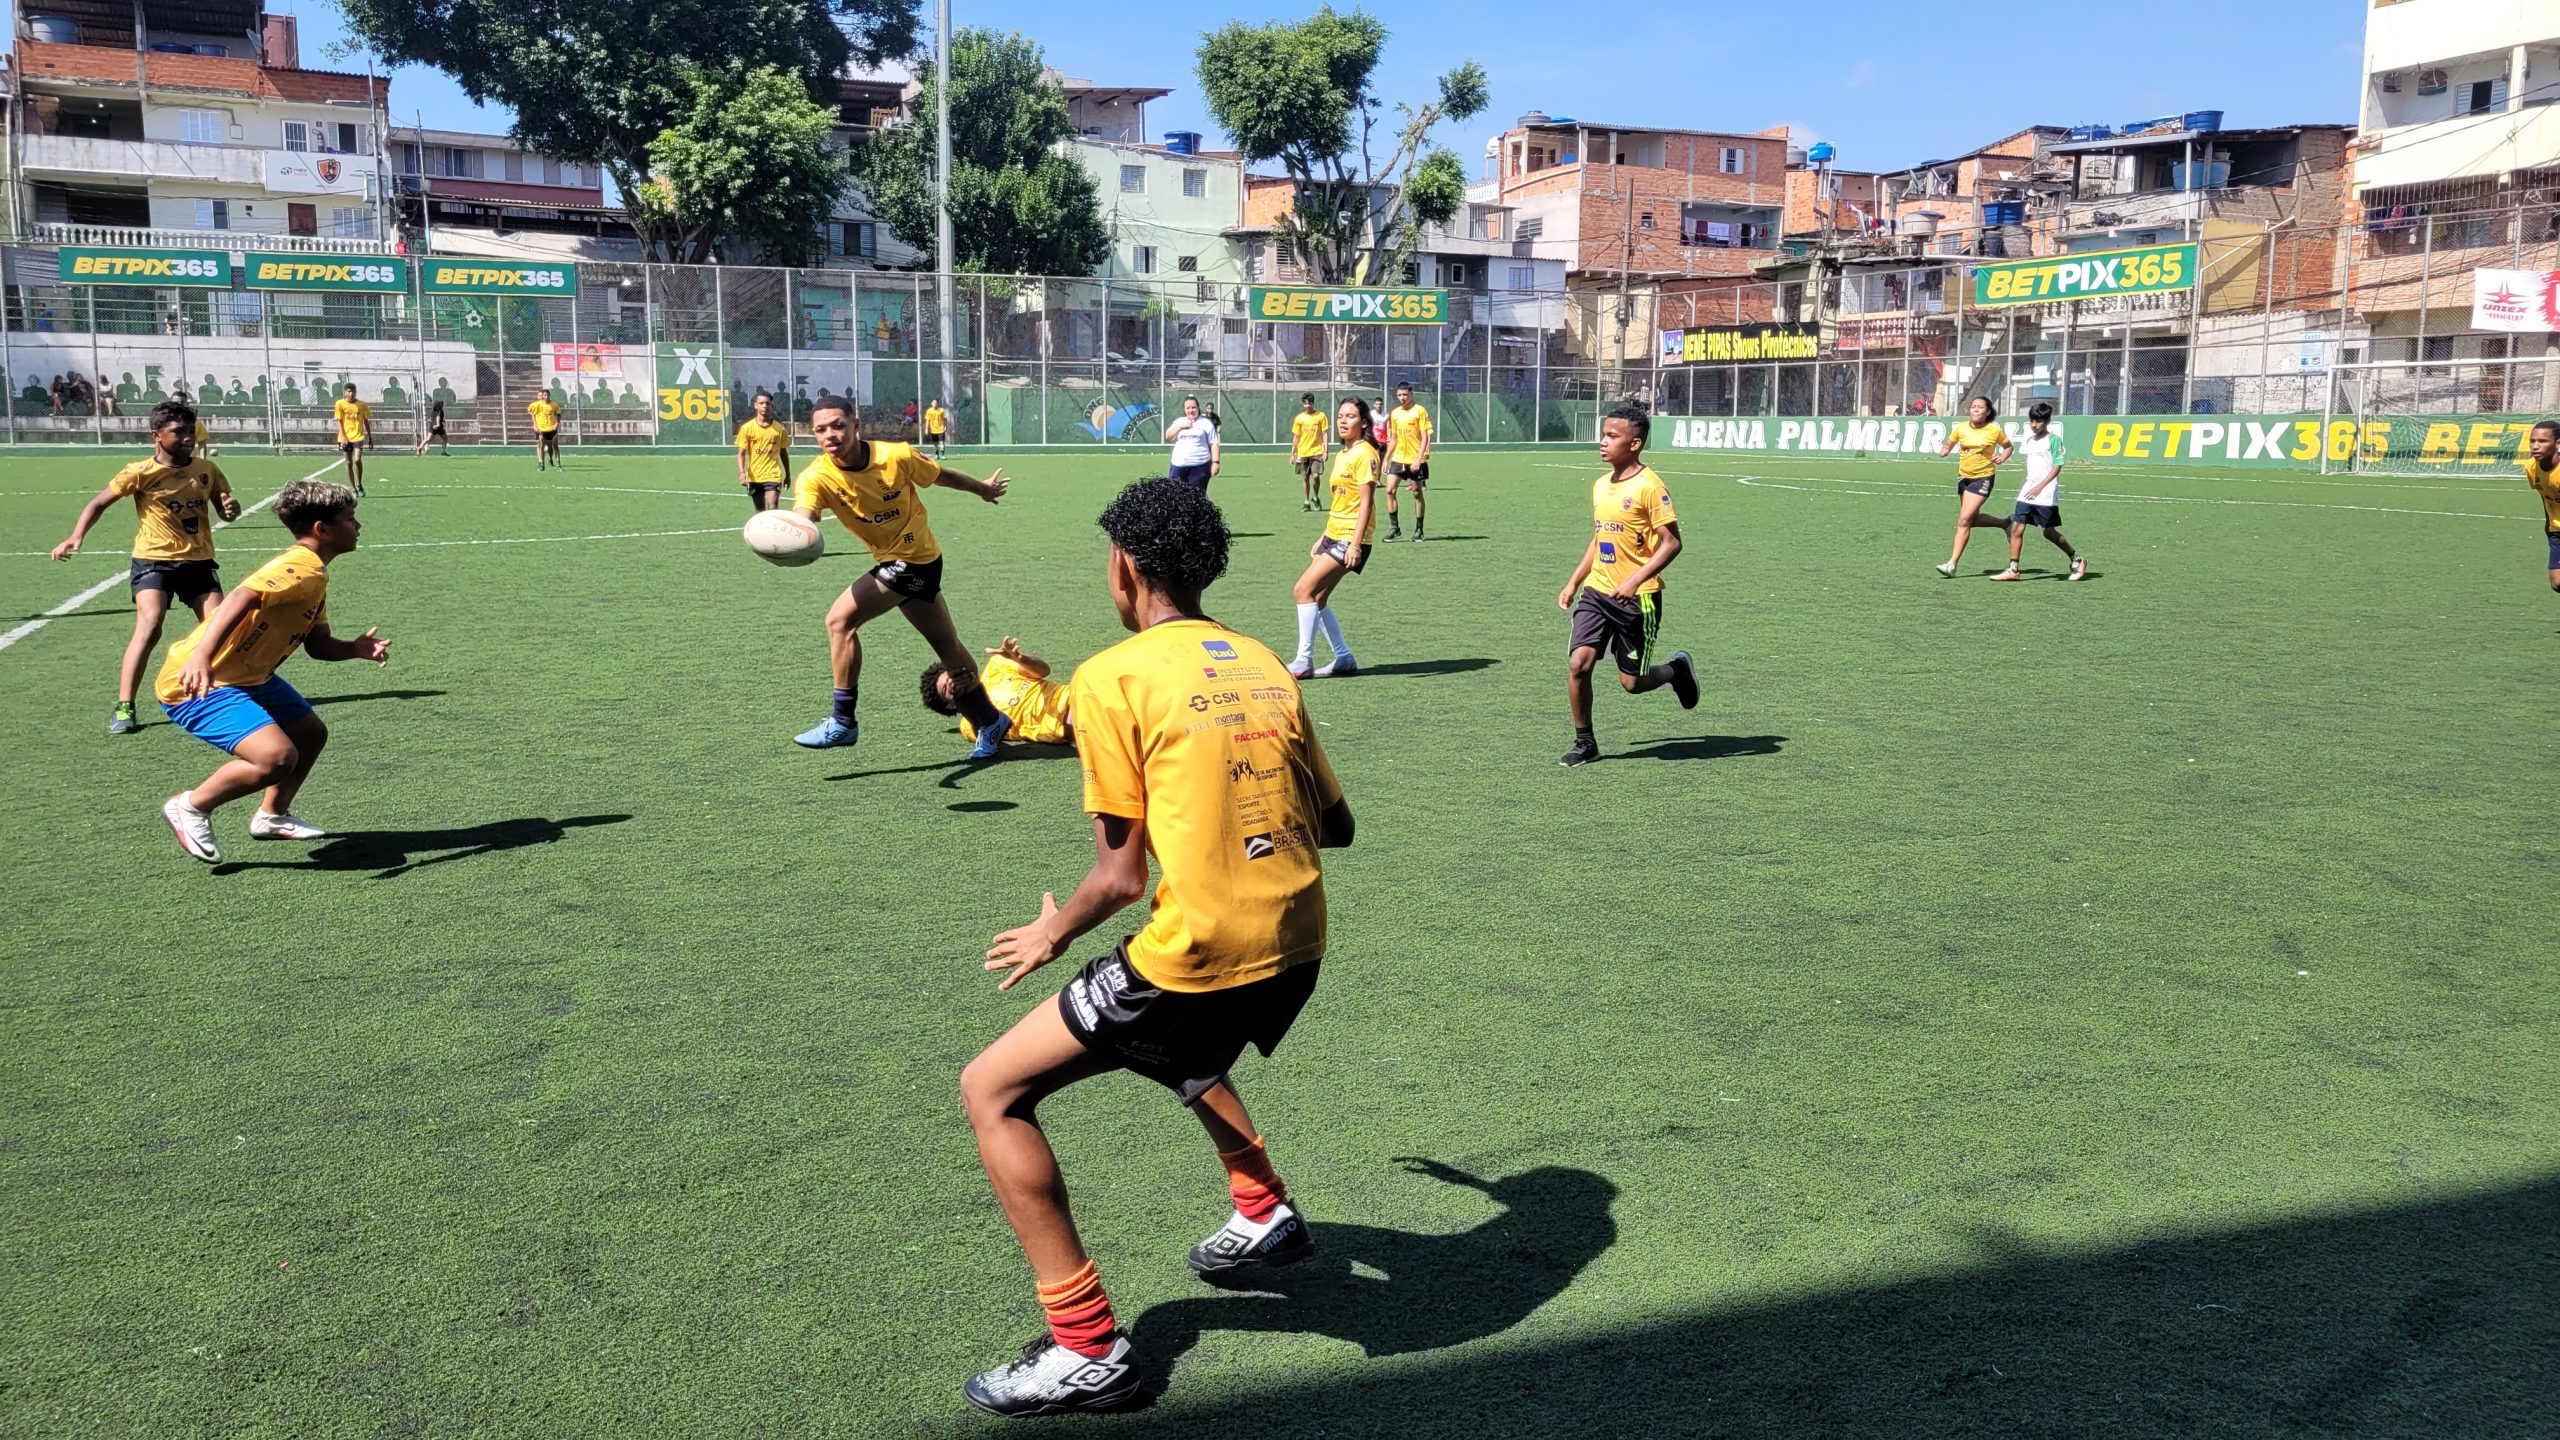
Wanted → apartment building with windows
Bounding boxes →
[391,128,630,259]
[1484,112,1793,284]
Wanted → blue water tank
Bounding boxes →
[1164,131,1201,155]
[2182,110,2224,134]
[28,14,80,42]
[1807,141,1836,165]
[2171,161,2232,190]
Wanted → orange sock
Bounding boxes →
[1219,1135,1288,1222]
[1035,1260,1117,1358]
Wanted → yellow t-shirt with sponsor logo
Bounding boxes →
[792,442,942,564]
[528,398,562,433]
[735,417,791,484]
[1322,444,1379,545]
[1068,619,1342,993]
[1949,420,2007,480]
[961,654,1073,747]
[1388,403,1432,465]
[1585,466,1679,598]
[107,456,230,562]
[2525,456,2560,534]
[333,398,371,444]
[923,404,948,436]
[154,543,328,703]
[1291,410,1328,460]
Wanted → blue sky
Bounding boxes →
[13,0,2367,172]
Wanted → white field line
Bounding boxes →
[0,457,339,655]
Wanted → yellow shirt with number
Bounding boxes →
[735,417,791,484]
[154,543,328,703]
[923,404,947,437]
[1586,466,1678,598]
[961,654,1073,747]
[793,442,942,564]
[1388,403,1432,465]
[1322,444,1379,545]
[528,398,562,434]
[1291,411,1328,460]
[1068,619,1341,993]
[2526,457,2560,534]
[107,456,231,563]
[1949,420,2007,480]
[333,398,371,444]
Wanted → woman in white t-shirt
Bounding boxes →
[1162,395,1220,491]
[1990,401,2088,582]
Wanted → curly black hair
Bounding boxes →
[1604,401,1650,444]
[148,397,197,435]
[1099,478,1231,595]
[918,661,959,715]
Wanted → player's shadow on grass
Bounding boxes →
[1337,657,1498,678]
[1619,733,1786,761]
[306,688,448,707]
[1128,1158,1616,1391]
[211,813,631,878]
[822,744,1079,788]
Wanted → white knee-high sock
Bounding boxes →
[1294,602,1320,663]
[1316,606,1350,659]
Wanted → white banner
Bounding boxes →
[2470,268,2560,333]
[262,152,375,195]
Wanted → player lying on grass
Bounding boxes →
[787,393,1017,759]
[1558,404,1698,767]
[1991,401,2088,582]
[156,480,389,865]
[921,636,1073,749]
[1935,395,2013,577]
[1287,398,1380,678]
[959,479,1353,1417]
[2525,420,2560,592]
[50,398,241,736]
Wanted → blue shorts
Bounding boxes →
[2548,532,2560,570]
[163,675,311,753]
[2012,503,2063,529]
[1958,477,1995,497]
[1168,462,1213,490]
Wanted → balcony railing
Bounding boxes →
[21,133,265,185]
[27,223,397,255]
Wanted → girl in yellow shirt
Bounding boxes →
[1935,395,2015,577]
[1288,399,1380,678]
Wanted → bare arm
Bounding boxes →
[1162,417,1188,443]
[1349,484,1374,562]
[1559,536,1598,609]
[1994,440,2015,464]
[50,486,121,560]
[302,619,391,666]
[1209,430,1222,473]
[984,813,1151,989]
[937,466,1009,503]
[985,636,1051,678]
[212,474,240,522]
[736,441,751,485]
[1607,523,1682,599]
[169,587,261,699]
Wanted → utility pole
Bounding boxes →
[934,0,958,423]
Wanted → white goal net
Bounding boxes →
[2321,355,2559,476]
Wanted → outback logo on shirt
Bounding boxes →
[1202,639,1239,661]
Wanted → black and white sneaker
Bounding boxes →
[1668,650,1699,710]
[1558,737,1601,768]
[962,1332,1139,1417]
[1188,1202,1314,1277]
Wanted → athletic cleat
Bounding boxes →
[1313,656,1357,678]
[1989,565,2022,582]
[1189,1202,1314,1277]
[1411,530,1425,542]
[1558,737,1601,768]
[1668,650,1700,710]
[1286,658,1313,679]
[2069,556,2089,581]
[162,793,220,864]
[1935,561,1957,578]
[107,702,139,736]
[962,1333,1139,1417]
[968,713,1011,761]
[249,810,327,841]
[794,717,859,749]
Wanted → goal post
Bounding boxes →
[2322,354,2560,476]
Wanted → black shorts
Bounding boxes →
[927,430,946,445]
[745,481,785,507]
[865,555,944,602]
[340,440,364,456]
[2011,502,2062,529]
[1385,460,1428,486]
[1570,587,1662,676]
[1057,944,1321,1103]
[427,423,447,436]
[537,428,560,445]
[1315,536,1368,573]
[131,558,219,602]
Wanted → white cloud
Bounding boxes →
[1841,58,1878,90]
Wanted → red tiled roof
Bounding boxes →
[23,40,385,105]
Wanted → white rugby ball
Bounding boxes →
[744,510,824,567]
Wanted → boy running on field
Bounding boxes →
[50,397,241,735]
[788,393,1018,759]
[920,636,1074,750]
[1991,402,2088,582]
[1558,403,1698,767]
[1289,394,1327,510]
[960,478,1353,1417]
[924,398,950,459]
[1382,381,1432,541]
[156,480,389,864]
[415,399,448,457]
[529,390,564,471]
[2525,420,2560,592]
[735,392,792,512]
[332,383,372,497]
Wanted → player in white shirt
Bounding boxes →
[1162,395,1220,492]
[1991,401,2088,582]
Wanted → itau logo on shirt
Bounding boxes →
[1202,639,1239,661]
[1598,541,1618,563]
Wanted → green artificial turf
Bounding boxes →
[2,438,2554,1438]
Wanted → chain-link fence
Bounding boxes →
[4,197,2554,450]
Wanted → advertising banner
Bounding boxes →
[1659,323,1819,364]
[262,152,374,195]
[549,343,627,377]
[2469,268,2560,333]
[1971,243,2196,308]
[58,246,231,287]
[421,260,578,295]
[1247,286,1449,325]
[1660,412,2549,471]
[242,254,408,292]
[655,343,733,443]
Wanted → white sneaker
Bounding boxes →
[250,810,327,841]
[162,794,220,864]
[962,1333,1138,1416]
[1188,1201,1315,1275]
[1935,561,1958,578]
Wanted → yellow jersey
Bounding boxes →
[528,398,562,433]
[793,442,942,564]
[923,404,948,436]
[332,398,371,444]
[736,418,791,483]
[1388,403,1432,465]
[962,654,1073,747]
[1949,420,2007,480]
[154,543,328,703]
[1322,444,1379,545]
[2526,457,2560,535]
[1290,410,1328,460]
[1586,466,1679,598]
[107,456,231,563]
[193,418,213,450]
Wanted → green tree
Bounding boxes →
[855,29,1108,276]
[337,0,916,261]
[632,67,848,265]
[1196,7,1486,286]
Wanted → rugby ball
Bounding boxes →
[744,510,824,566]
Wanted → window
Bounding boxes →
[1639,211,1654,229]
[560,162,582,187]
[1444,262,1468,286]
[1120,165,1147,194]
[176,109,224,144]
[192,199,231,230]
[1182,167,1206,198]
[282,120,310,152]
[1516,216,1543,241]
[2459,77,2507,115]
[1509,265,1535,290]
[834,221,877,258]
[331,121,361,153]
[2419,334,2455,374]
[1132,245,1157,274]
[1719,146,1745,174]
[395,142,418,174]
[504,151,524,181]
[444,147,470,177]
[1176,254,1199,271]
